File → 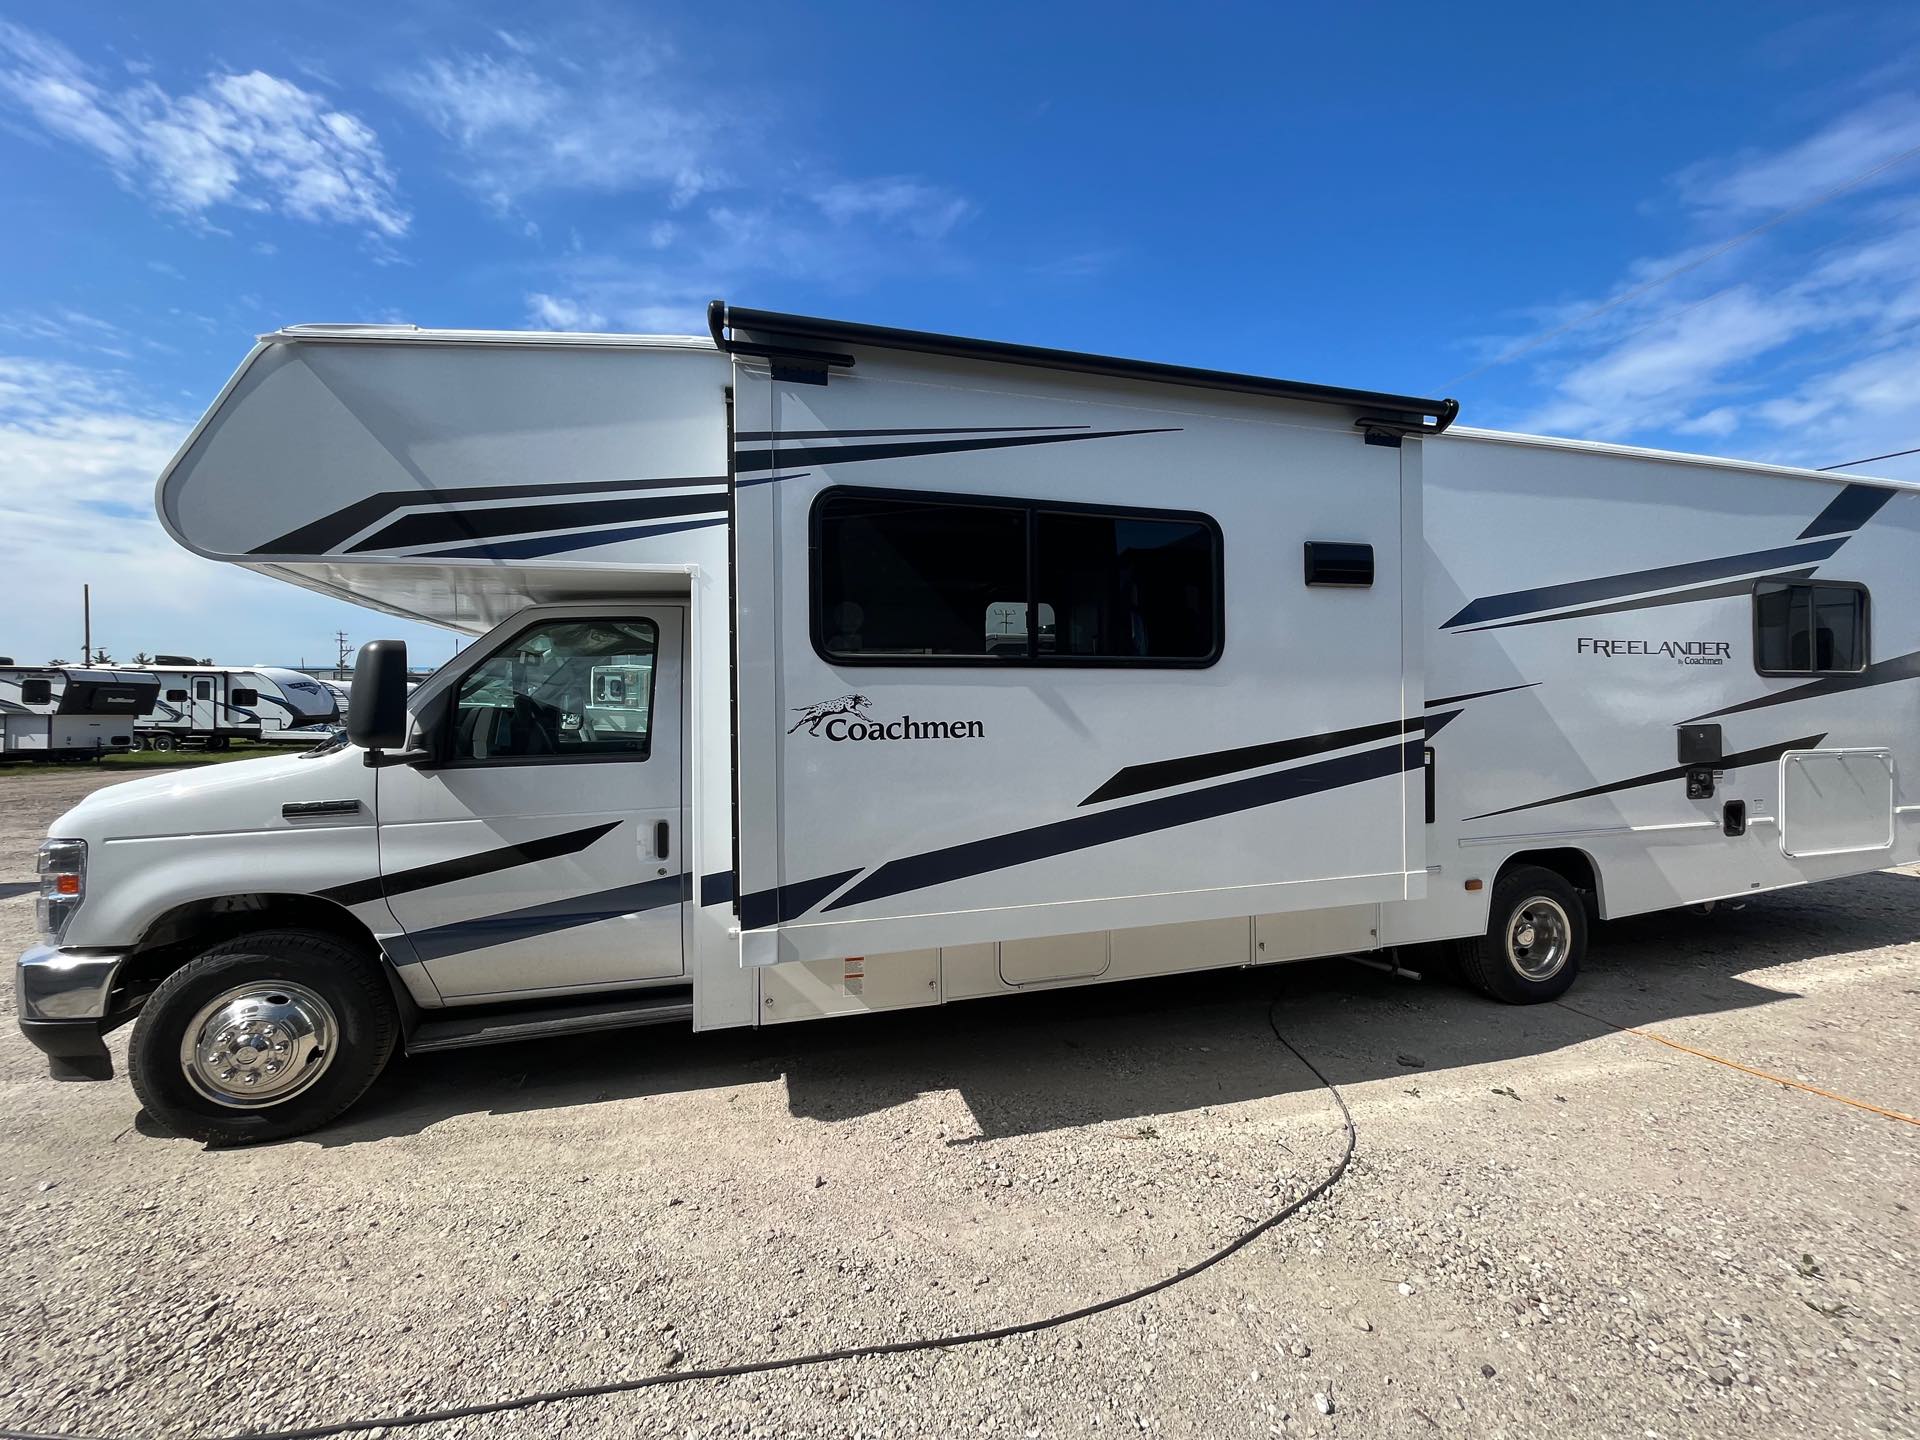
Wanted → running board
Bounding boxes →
[406,987,694,1054]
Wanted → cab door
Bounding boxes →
[374,605,686,1000]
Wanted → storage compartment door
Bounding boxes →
[1780,748,1894,858]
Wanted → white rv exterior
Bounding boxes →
[0,666,158,760]
[132,663,339,748]
[16,306,1917,1143]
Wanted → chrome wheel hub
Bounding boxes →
[180,982,338,1109]
[1505,897,1571,982]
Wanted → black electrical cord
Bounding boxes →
[2,1000,1354,1440]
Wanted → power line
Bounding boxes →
[1819,445,1920,472]
[1441,140,1920,391]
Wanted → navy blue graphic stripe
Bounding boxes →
[825,739,1418,915]
[740,868,863,929]
[402,874,688,964]
[732,428,1179,475]
[1425,682,1540,708]
[735,426,1088,442]
[1683,649,1920,723]
[1464,734,1826,821]
[1082,716,1426,807]
[349,491,725,554]
[1453,567,1821,633]
[317,821,619,908]
[424,514,726,560]
[730,471,813,491]
[699,870,735,907]
[1441,538,1845,630]
[1799,483,1895,539]
[254,474,727,556]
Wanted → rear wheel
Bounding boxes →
[128,929,398,1144]
[1449,864,1585,1004]
[152,734,176,752]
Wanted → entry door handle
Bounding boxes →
[655,821,670,860]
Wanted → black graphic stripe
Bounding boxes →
[1683,649,1920,723]
[1082,716,1424,807]
[699,870,735,907]
[253,474,727,556]
[347,492,725,554]
[1425,682,1540,708]
[402,874,688,964]
[732,428,1179,475]
[317,821,619,907]
[1441,538,1845,630]
[735,426,1089,442]
[1800,482,1895,539]
[1454,567,1820,633]
[1423,709,1461,739]
[424,514,726,560]
[740,868,863,930]
[1464,734,1826,822]
[825,739,1418,915]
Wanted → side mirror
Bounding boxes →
[347,640,409,750]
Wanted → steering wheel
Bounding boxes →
[510,695,559,755]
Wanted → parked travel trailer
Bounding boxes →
[0,665,158,760]
[17,305,1918,1143]
[132,661,338,748]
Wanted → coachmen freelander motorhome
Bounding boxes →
[16,305,1918,1143]
[0,665,158,761]
[132,662,339,748]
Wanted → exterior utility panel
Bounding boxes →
[15,306,1918,1145]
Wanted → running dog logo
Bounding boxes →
[788,693,874,735]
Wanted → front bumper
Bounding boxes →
[17,943,133,1081]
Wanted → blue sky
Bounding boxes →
[2,2,1917,667]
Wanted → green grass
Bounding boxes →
[0,743,290,773]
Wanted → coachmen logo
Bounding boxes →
[788,693,985,742]
[1577,637,1730,666]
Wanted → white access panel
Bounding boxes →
[1779,749,1895,858]
[760,949,941,1022]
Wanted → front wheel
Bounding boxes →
[1449,864,1586,1004]
[128,929,399,1144]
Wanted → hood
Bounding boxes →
[51,744,374,842]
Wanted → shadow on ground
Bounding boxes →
[231,869,1920,1151]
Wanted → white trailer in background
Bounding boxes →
[0,665,158,760]
[133,661,339,749]
[15,304,1918,1144]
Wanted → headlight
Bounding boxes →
[35,838,86,941]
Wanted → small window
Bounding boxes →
[230,688,259,707]
[166,688,188,702]
[813,489,1221,667]
[1754,580,1868,675]
[450,618,658,763]
[21,678,52,705]
[195,680,212,699]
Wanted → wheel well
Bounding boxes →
[1499,848,1603,915]
[118,894,383,1001]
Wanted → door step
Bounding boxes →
[407,986,694,1054]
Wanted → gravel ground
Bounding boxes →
[1,766,1915,1439]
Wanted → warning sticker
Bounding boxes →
[843,956,865,997]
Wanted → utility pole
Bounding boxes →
[334,630,351,679]
[82,584,90,666]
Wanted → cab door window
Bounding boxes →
[451,618,658,762]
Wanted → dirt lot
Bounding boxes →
[1,766,1915,1439]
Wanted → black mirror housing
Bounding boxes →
[347,640,409,750]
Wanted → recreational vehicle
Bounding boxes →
[131,662,340,749]
[16,305,1918,1143]
[0,665,157,761]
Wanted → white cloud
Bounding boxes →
[1676,96,1920,215]
[526,292,610,331]
[395,45,722,210]
[0,20,407,239]
[811,177,974,240]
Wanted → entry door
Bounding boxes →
[192,677,217,732]
[376,607,685,1001]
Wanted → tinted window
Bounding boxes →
[451,618,658,762]
[814,491,1220,666]
[815,496,1026,660]
[21,679,52,705]
[195,680,212,699]
[1035,511,1216,660]
[166,689,188,702]
[1755,580,1867,675]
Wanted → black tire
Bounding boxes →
[1449,864,1585,1004]
[128,929,399,1144]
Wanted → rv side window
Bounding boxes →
[1754,580,1867,675]
[166,689,188,702]
[813,489,1221,666]
[449,617,658,763]
[21,679,52,705]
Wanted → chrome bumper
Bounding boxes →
[17,943,129,1022]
